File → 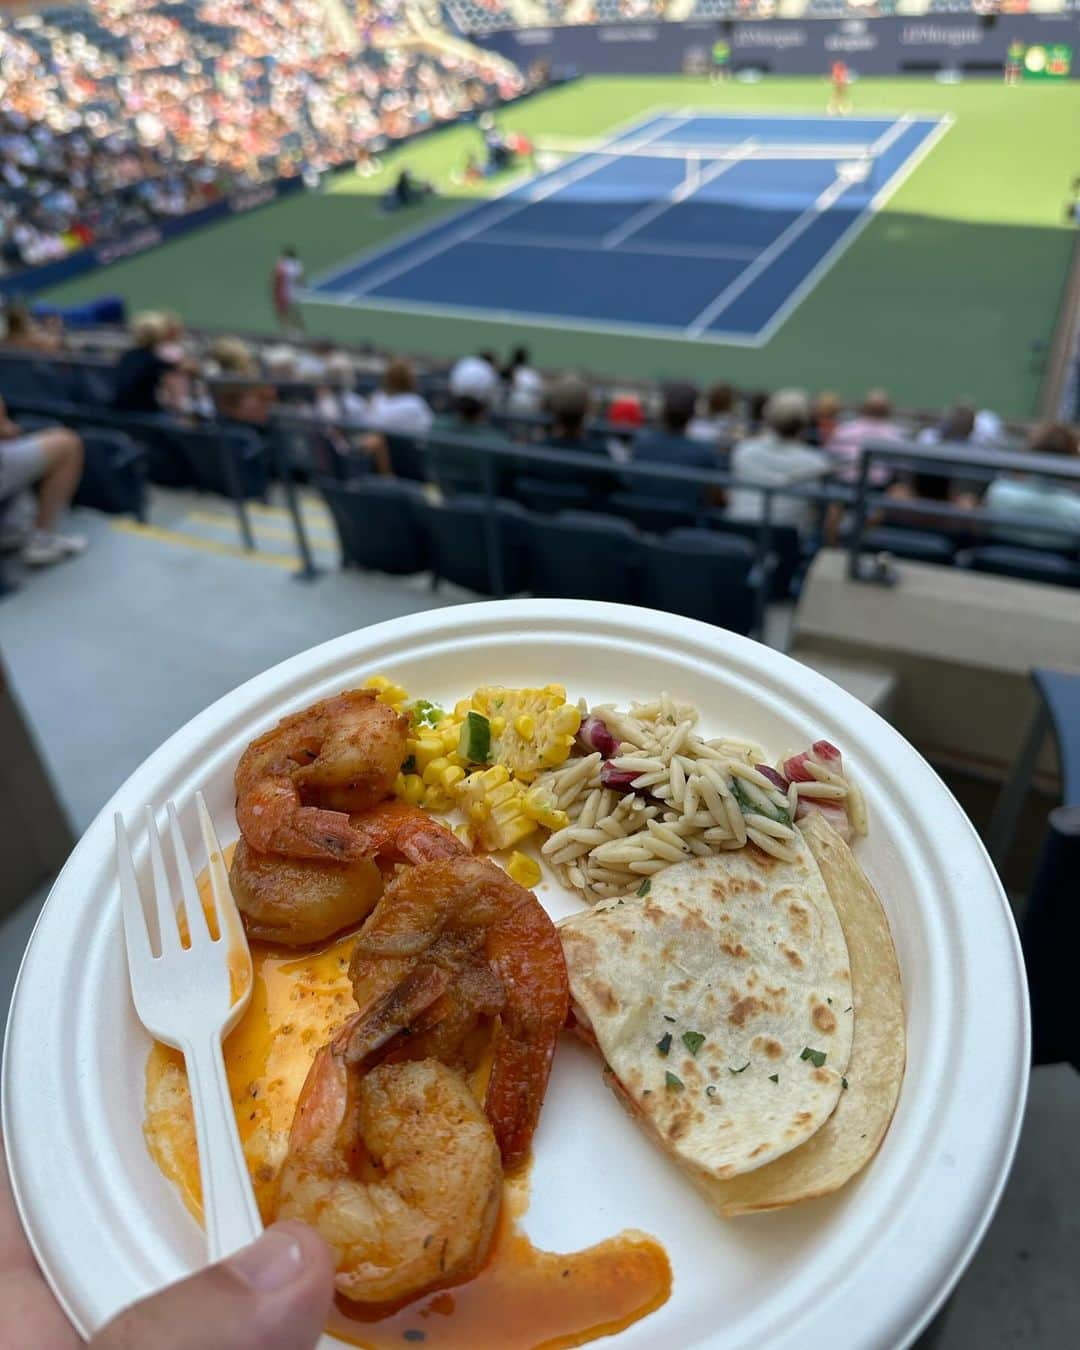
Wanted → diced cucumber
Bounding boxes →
[730,777,791,827]
[458,711,492,764]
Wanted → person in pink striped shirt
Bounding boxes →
[826,389,909,486]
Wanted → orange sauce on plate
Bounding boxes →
[143,850,671,1347]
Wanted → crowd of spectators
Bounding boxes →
[0,0,529,275]
[2,308,1078,574]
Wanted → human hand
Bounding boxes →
[1,1140,335,1350]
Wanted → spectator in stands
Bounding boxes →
[0,396,85,567]
[112,312,189,414]
[827,388,908,485]
[545,374,592,452]
[983,423,1080,550]
[365,358,434,436]
[503,346,544,414]
[687,382,739,448]
[208,338,275,425]
[632,381,720,511]
[604,393,644,465]
[745,390,771,434]
[809,391,842,448]
[2,303,61,354]
[431,355,503,489]
[917,401,978,449]
[727,388,832,536]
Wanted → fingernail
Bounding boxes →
[229,1226,305,1292]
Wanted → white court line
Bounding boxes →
[305,104,678,291]
[868,113,913,157]
[686,112,949,341]
[750,114,955,347]
[337,114,690,301]
[304,289,763,349]
[601,138,757,250]
[479,229,760,262]
[685,174,855,338]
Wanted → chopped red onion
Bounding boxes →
[755,764,789,792]
[578,715,620,758]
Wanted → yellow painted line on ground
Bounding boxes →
[246,501,334,526]
[110,519,298,569]
[185,510,336,542]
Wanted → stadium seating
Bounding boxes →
[319,477,430,574]
[962,546,1080,589]
[523,510,641,605]
[639,528,759,635]
[859,526,957,566]
[418,494,529,595]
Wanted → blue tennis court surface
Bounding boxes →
[308,110,950,346]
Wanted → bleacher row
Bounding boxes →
[2,349,1078,624]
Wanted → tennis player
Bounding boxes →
[272,246,305,335]
[828,60,851,116]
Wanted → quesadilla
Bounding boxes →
[701,814,905,1215]
[560,829,855,1186]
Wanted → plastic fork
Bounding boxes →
[115,792,262,1261]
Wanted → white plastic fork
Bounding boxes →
[115,792,262,1262]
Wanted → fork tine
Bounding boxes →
[146,805,180,954]
[115,813,156,970]
[169,800,211,947]
[195,792,234,944]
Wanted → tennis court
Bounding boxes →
[307,109,951,346]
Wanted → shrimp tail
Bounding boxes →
[485,1031,560,1170]
[239,802,362,862]
[347,800,467,865]
[343,965,450,1065]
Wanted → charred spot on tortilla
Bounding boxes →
[751,1036,784,1060]
[812,1004,837,1034]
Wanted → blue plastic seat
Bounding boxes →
[514,477,592,514]
[963,545,1080,588]
[417,495,528,595]
[75,430,147,518]
[704,514,803,598]
[861,526,956,564]
[163,425,269,500]
[318,477,428,574]
[639,528,758,634]
[607,492,697,535]
[523,510,641,604]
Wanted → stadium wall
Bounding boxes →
[477,14,1080,79]
[2,177,306,299]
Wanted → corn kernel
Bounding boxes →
[453,823,474,851]
[413,736,444,770]
[365,675,391,692]
[554,706,581,735]
[423,756,450,785]
[543,684,566,700]
[514,714,535,739]
[490,715,506,736]
[401,774,425,804]
[454,699,471,719]
[468,802,488,822]
[440,764,465,789]
[392,772,406,797]
[439,724,461,752]
[506,852,542,888]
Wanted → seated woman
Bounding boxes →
[2,303,62,354]
[112,311,192,415]
[0,396,85,567]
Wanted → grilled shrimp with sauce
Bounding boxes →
[275,972,502,1305]
[234,690,408,861]
[348,854,569,1168]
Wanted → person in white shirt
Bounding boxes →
[364,358,434,437]
[984,423,1080,550]
[686,382,739,448]
[727,389,832,536]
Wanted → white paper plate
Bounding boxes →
[3,600,1029,1349]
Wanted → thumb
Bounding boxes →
[91,1222,335,1350]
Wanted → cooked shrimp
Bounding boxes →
[276,989,501,1305]
[347,798,468,865]
[229,839,384,946]
[235,690,408,861]
[348,855,569,1167]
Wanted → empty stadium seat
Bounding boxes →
[418,495,528,595]
[385,433,428,482]
[514,477,593,514]
[608,492,698,534]
[962,546,1080,588]
[639,529,758,635]
[523,510,641,604]
[704,514,803,598]
[74,430,147,519]
[162,425,269,500]
[318,477,429,574]
[860,526,956,565]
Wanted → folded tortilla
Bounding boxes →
[701,815,905,1215]
[560,828,855,1185]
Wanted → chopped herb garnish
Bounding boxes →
[663,1014,676,1023]
[844,1005,853,1014]
[729,777,792,827]
[729,1061,750,1075]
[665,1071,684,1091]
[656,1032,672,1057]
[682,1031,706,1056]
[841,1077,849,1090]
[636,879,652,897]
[409,699,444,729]
[705,1085,718,1097]
[768,1073,779,1084]
[827,997,833,1005]
[800,1047,827,1068]
[642,1089,652,1096]
[400,755,416,775]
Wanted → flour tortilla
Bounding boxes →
[701,814,906,1215]
[560,829,854,1184]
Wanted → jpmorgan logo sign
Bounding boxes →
[900,24,983,47]
[732,25,807,50]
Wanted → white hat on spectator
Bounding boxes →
[508,365,544,413]
[973,409,1003,445]
[449,355,499,405]
[765,388,811,429]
